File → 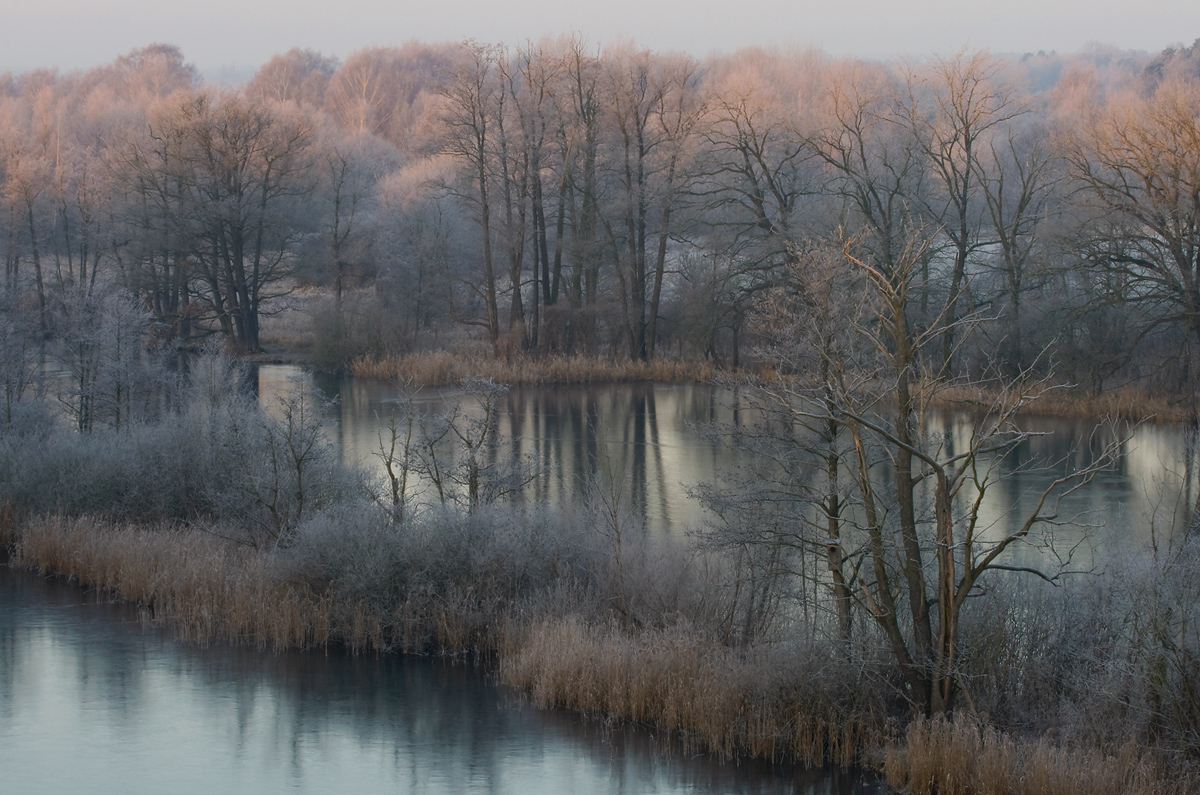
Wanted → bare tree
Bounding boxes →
[56,285,153,432]
[601,47,704,359]
[314,130,394,310]
[0,288,37,425]
[697,57,824,364]
[246,48,337,107]
[0,114,54,330]
[975,120,1059,376]
[902,53,1024,375]
[1068,80,1200,403]
[232,380,342,549]
[374,385,420,523]
[440,42,503,348]
[167,91,315,351]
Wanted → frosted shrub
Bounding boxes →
[287,501,402,605]
[0,348,362,536]
[285,503,597,616]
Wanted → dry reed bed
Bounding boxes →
[10,515,884,769]
[350,351,716,386]
[501,616,883,767]
[351,351,1197,426]
[9,517,509,656]
[886,714,1191,795]
[13,517,333,650]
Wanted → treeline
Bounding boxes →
[2,39,1200,384]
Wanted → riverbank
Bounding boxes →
[934,383,1198,424]
[3,345,1195,794]
[3,515,886,767]
[349,350,718,386]
[344,349,1197,425]
[4,514,1192,795]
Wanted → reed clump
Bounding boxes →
[8,516,474,654]
[8,503,594,650]
[885,713,1190,795]
[12,516,331,650]
[350,350,717,386]
[501,616,886,766]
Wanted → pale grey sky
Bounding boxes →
[3,0,1199,72]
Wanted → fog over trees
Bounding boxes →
[0,38,1195,393]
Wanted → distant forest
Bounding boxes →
[2,39,1200,389]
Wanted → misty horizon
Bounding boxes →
[3,36,1197,87]
[3,0,1199,74]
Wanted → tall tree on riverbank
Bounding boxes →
[900,50,1023,378]
[440,42,503,349]
[602,46,705,360]
[1069,80,1200,403]
[130,91,314,351]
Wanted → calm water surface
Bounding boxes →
[259,366,1200,555]
[0,566,882,794]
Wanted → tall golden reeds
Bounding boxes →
[501,616,886,767]
[885,714,1187,795]
[13,517,331,651]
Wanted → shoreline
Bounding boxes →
[2,516,887,769]
[277,347,1196,424]
[346,350,719,386]
[3,514,1189,795]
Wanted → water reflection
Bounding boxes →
[279,366,751,533]
[0,567,881,794]
[942,415,1200,559]
[259,366,1200,552]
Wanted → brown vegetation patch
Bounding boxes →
[350,351,717,386]
[12,517,333,650]
[9,517,518,656]
[935,384,1195,423]
[885,714,1188,795]
[501,616,885,766]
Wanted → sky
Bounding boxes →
[3,0,1200,73]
